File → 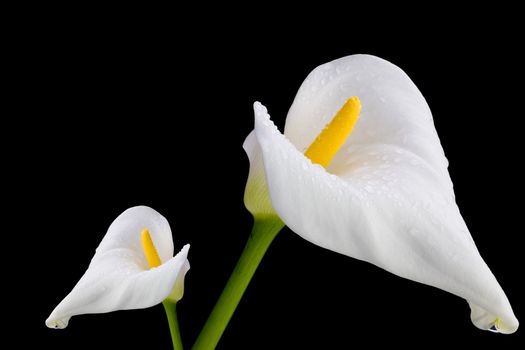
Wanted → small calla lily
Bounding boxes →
[46,206,190,329]
[244,54,518,333]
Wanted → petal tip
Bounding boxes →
[176,244,191,269]
[253,102,279,137]
[470,302,519,334]
[45,315,69,329]
[253,101,268,115]
[493,318,519,334]
[180,243,190,255]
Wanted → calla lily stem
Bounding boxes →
[163,300,184,350]
[192,216,284,350]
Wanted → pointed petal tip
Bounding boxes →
[253,101,270,118]
[470,302,519,334]
[176,244,191,270]
[487,319,519,334]
[45,314,69,329]
[179,243,190,256]
[253,102,280,138]
[165,244,191,303]
[495,318,519,334]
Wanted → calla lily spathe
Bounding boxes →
[46,206,190,329]
[244,54,518,333]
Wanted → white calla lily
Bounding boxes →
[244,54,518,333]
[46,206,190,329]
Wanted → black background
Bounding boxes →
[9,5,523,349]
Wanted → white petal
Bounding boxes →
[243,130,277,217]
[252,75,518,333]
[167,256,190,302]
[46,206,190,329]
[284,54,449,185]
[96,206,174,265]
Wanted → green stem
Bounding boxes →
[163,300,184,350]
[192,215,285,350]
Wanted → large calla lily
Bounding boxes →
[243,54,518,333]
[46,206,190,329]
